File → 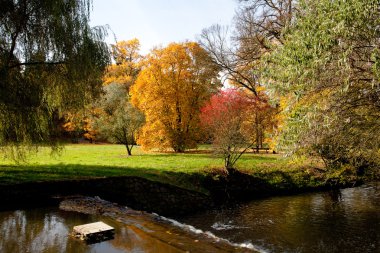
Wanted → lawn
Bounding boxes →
[0,144,293,190]
[2,144,366,195]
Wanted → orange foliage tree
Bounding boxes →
[61,110,100,143]
[61,112,83,142]
[131,42,220,152]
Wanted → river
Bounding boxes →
[0,183,378,253]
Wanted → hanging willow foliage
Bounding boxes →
[266,0,380,169]
[0,0,110,151]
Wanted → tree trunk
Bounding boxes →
[255,112,260,153]
[226,166,238,175]
[125,144,132,156]
[174,146,185,153]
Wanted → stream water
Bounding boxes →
[0,183,378,253]
[179,183,379,253]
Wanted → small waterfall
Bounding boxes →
[151,213,270,253]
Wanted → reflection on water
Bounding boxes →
[179,183,379,253]
[0,208,182,253]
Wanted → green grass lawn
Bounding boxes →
[0,143,371,196]
[0,144,322,192]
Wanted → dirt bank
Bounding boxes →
[0,176,212,215]
[0,169,366,215]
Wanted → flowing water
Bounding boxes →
[0,183,378,253]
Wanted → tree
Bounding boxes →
[61,112,85,143]
[94,83,145,156]
[92,39,144,155]
[131,42,221,152]
[200,89,277,171]
[267,0,380,169]
[198,0,293,159]
[0,0,109,150]
[60,109,100,143]
[247,90,279,153]
[103,39,142,92]
[199,0,296,96]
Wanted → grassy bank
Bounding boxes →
[0,144,368,194]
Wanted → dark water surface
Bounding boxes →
[179,183,379,253]
[0,183,378,253]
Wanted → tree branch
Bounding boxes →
[9,61,66,69]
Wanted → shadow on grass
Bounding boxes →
[0,164,210,194]
[0,164,159,179]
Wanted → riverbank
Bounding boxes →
[0,144,377,214]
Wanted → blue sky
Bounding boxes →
[90,0,238,54]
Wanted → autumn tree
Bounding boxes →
[201,89,254,171]
[131,42,220,152]
[246,90,278,153]
[0,0,109,152]
[94,83,144,155]
[200,89,277,171]
[61,112,84,143]
[103,39,142,92]
[60,109,100,143]
[267,0,380,169]
[82,114,98,143]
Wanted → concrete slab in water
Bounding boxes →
[73,221,114,241]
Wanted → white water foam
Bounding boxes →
[211,221,250,231]
[152,213,270,253]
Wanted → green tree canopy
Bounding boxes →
[0,0,110,151]
[94,83,145,156]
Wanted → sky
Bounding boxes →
[90,0,238,54]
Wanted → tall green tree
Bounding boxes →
[0,0,110,152]
[267,0,380,168]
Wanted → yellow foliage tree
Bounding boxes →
[131,42,220,152]
[103,39,142,92]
